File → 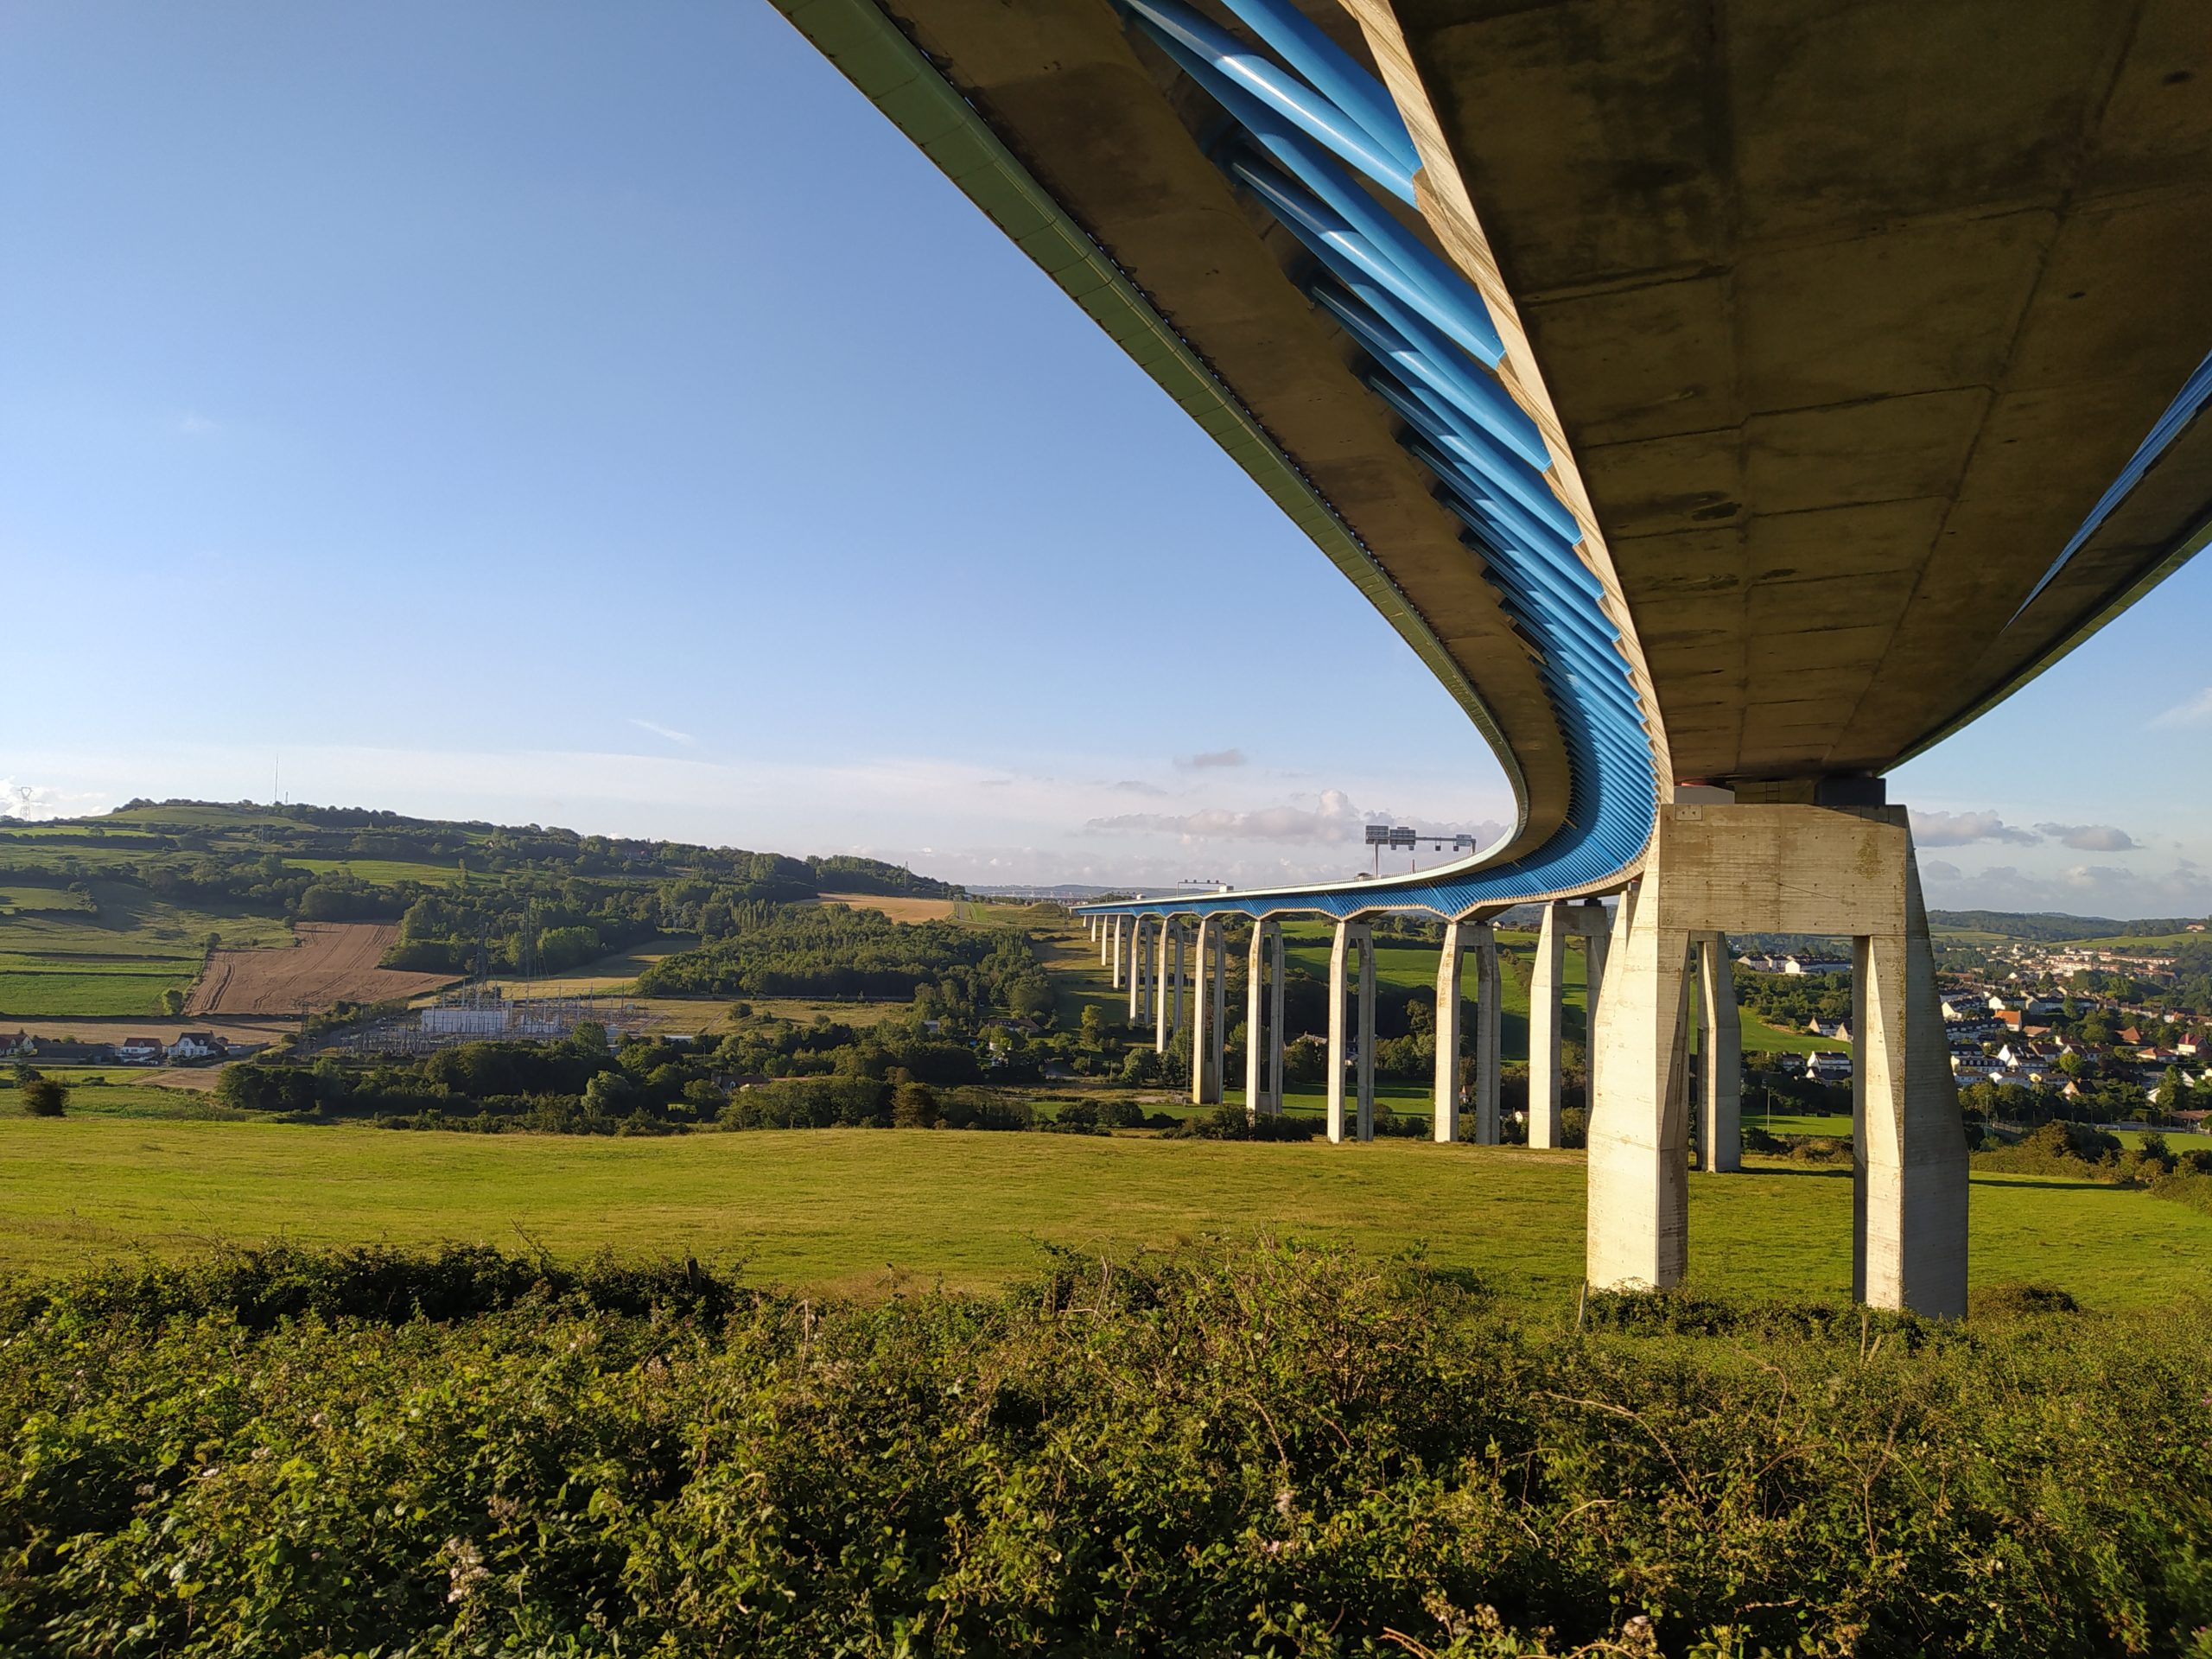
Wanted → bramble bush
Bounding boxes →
[3,1242,2209,1656]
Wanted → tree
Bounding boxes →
[2155,1066,2187,1113]
[1282,1034,1328,1086]
[892,1081,938,1128]
[582,1071,636,1116]
[162,988,186,1015]
[21,1078,68,1116]
[1078,1005,1106,1049]
[1007,978,1055,1021]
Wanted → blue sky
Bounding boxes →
[4,3,2209,917]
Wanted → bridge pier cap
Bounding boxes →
[1586,800,1967,1319]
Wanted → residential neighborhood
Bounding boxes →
[0,1029,247,1067]
[1737,931,2212,1128]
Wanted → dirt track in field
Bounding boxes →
[187,923,460,1015]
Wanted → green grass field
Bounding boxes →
[7,1084,245,1121]
[0,970,188,1017]
[0,879,298,1017]
[0,886,95,915]
[3,1118,2208,1310]
[285,857,469,887]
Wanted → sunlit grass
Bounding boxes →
[3,1116,2207,1310]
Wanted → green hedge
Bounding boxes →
[3,1243,2209,1655]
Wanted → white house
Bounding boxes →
[1808,1051,1853,1081]
[167,1032,226,1061]
[114,1035,165,1065]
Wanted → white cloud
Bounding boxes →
[1089,787,1368,843]
[627,718,695,747]
[2148,688,2212,729]
[1916,858,2212,918]
[1177,747,1248,770]
[2033,822,2140,852]
[175,411,221,438]
[1908,809,2041,848]
[0,779,111,822]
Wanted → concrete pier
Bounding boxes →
[1586,804,1966,1317]
[1435,920,1503,1143]
[1127,917,1150,1025]
[1171,921,1186,1036]
[1154,918,1174,1052]
[1529,900,1610,1149]
[1190,915,1224,1105]
[1326,919,1375,1144]
[1694,932,1741,1173]
[1209,919,1227,1100]
[1244,919,1284,1119]
[1433,922,1465,1142]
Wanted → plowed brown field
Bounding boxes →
[187,923,460,1015]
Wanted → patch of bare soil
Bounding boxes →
[186,923,460,1015]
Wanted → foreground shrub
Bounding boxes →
[2,1243,2209,1656]
[16,1079,67,1117]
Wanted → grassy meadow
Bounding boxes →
[3,1116,2209,1310]
[0,877,296,1018]
[285,856,469,887]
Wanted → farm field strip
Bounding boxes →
[284,857,468,887]
[3,1119,2208,1310]
[0,971,192,1018]
[819,893,958,923]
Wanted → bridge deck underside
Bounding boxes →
[1398,0,2212,783]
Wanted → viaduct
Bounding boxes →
[779,0,2212,1316]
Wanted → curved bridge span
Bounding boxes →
[782,0,2212,1316]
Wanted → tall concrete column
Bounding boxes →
[1433,921,1465,1142]
[1695,932,1741,1173]
[1473,922,1502,1144]
[1244,919,1285,1119]
[1586,803,1966,1317]
[1357,929,1376,1141]
[1126,918,1147,1023]
[1211,921,1227,1099]
[1326,920,1375,1144]
[1586,877,1694,1292]
[1529,902,1568,1148]
[1190,915,1222,1106]
[1853,859,1967,1315]
[1268,924,1285,1115]
[1171,921,1186,1033]
[1154,918,1173,1052]
[1109,916,1124,991]
[1580,900,1610,1106]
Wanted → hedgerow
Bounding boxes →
[3,1243,2209,1656]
